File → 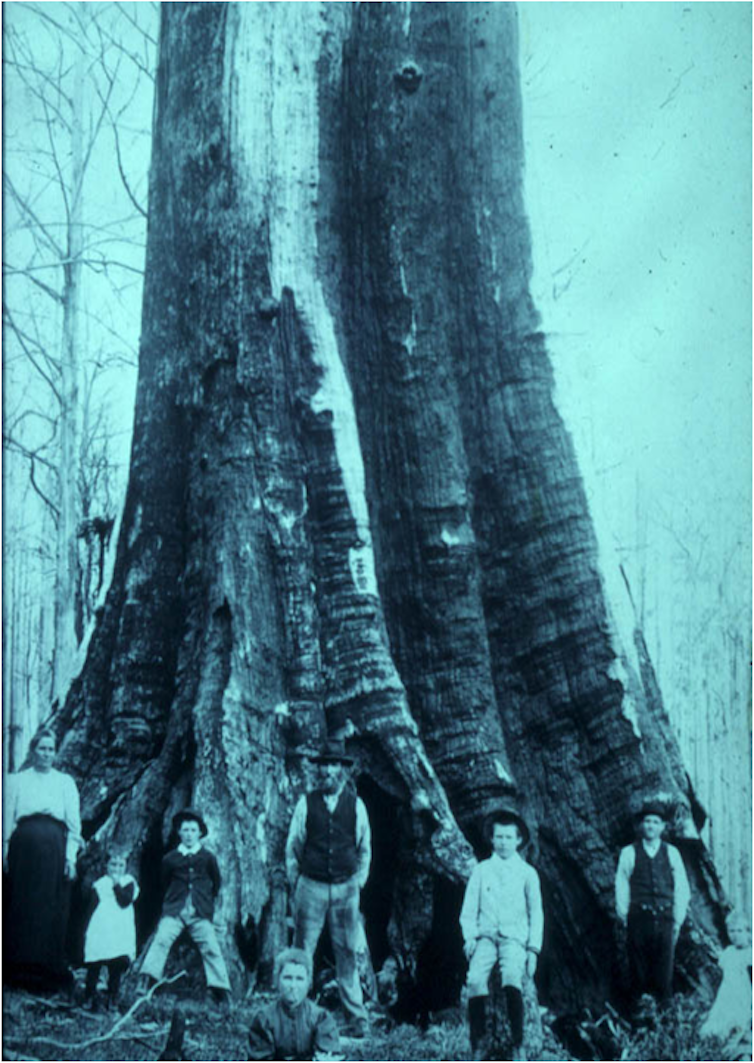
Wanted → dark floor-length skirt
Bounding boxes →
[4,814,72,990]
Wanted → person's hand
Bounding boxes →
[65,857,76,880]
[526,950,538,978]
[464,939,476,961]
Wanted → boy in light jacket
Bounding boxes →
[460,808,543,1062]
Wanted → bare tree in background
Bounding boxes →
[3,1,156,719]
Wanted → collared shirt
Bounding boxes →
[178,842,203,856]
[459,851,544,952]
[615,839,690,925]
[286,785,371,890]
[3,767,81,863]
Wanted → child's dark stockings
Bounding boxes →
[85,956,130,1004]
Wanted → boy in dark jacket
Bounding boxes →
[139,809,231,1002]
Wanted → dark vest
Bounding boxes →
[630,841,674,911]
[300,789,358,884]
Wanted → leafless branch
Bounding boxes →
[2,314,62,376]
[7,970,187,1052]
[4,439,60,523]
[5,255,144,278]
[111,110,148,217]
[5,408,58,439]
[115,1,158,47]
[3,260,63,304]
[21,3,86,52]
[4,173,65,259]
[3,305,62,400]
[40,91,72,226]
[4,43,74,131]
[77,51,121,199]
[3,433,58,473]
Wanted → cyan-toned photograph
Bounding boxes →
[3,3,751,1060]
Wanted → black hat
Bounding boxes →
[635,800,670,822]
[311,738,355,766]
[172,808,208,837]
[483,806,530,847]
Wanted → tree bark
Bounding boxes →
[53,1,725,1013]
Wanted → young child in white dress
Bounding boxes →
[701,911,752,1059]
[83,849,140,1009]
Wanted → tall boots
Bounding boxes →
[468,996,487,1061]
[468,989,528,1062]
[504,985,527,1061]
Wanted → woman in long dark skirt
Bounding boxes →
[3,730,81,992]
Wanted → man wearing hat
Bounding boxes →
[285,738,371,1038]
[139,809,231,1003]
[615,800,690,1004]
[460,808,543,1062]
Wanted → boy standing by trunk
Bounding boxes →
[139,809,231,1005]
[460,808,543,1062]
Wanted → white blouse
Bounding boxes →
[3,767,82,864]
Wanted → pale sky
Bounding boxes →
[520,5,751,906]
[521,1,751,631]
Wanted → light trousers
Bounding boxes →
[467,935,527,995]
[140,913,231,990]
[293,874,367,1022]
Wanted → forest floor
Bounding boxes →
[1,983,741,1062]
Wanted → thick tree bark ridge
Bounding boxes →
[53,2,725,1010]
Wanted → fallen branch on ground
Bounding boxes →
[4,970,187,1052]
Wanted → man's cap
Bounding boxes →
[635,801,670,822]
[483,805,530,847]
[311,737,355,766]
[172,808,209,837]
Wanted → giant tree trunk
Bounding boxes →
[54,2,725,1012]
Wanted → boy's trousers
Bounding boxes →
[467,935,527,993]
[293,874,367,1022]
[140,913,231,989]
